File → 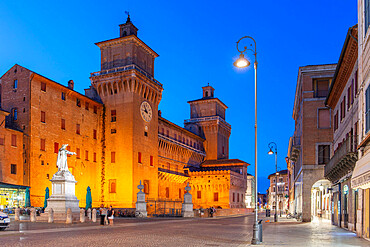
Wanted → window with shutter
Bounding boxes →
[61,119,65,130]
[111,152,116,163]
[41,82,46,92]
[41,111,46,123]
[166,187,170,198]
[40,139,46,151]
[54,142,59,153]
[109,179,116,193]
[11,134,17,147]
[11,164,17,174]
[144,180,150,194]
[318,108,330,128]
[366,86,370,133]
[214,192,219,202]
[138,152,142,163]
[111,110,116,122]
[318,145,330,165]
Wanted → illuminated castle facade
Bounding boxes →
[0,16,248,209]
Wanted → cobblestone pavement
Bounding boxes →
[0,215,369,246]
[261,217,369,247]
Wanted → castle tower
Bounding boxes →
[184,85,231,160]
[90,15,163,207]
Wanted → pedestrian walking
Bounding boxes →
[209,206,216,217]
[107,205,115,225]
[99,204,107,226]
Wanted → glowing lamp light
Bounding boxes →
[319,184,324,191]
[233,54,250,68]
[268,148,274,155]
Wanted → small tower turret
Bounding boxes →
[119,13,138,37]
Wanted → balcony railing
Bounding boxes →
[324,135,358,183]
[184,116,231,129]
[90,64,163,88]
[290,136,301,162]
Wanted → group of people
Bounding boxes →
[209,206,216,217]
[99,205,115,226]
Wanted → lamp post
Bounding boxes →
[268,142,278,222]
[233,36,260,245]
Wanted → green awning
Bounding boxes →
[0,182,30,190]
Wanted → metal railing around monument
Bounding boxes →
[146,198,183,217]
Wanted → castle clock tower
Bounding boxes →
[90,15,163,207]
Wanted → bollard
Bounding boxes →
[92,208,97,222]
[15,208,20,221]
[30,208,36,222]
[66,208,73,224]
[87,208,92,220]
[80,209,85,223]
[48,208,54,223]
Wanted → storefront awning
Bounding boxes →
[351,151,370,189]
[0,182,29,190]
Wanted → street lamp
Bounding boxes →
[268,142,278,222]
[233,36,260,245]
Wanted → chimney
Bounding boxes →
[68,80,74,90]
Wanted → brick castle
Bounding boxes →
[0,16,249,209]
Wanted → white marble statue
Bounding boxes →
[56,144,76,172]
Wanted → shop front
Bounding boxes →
[0,182,29,210]
[351,150,370,238]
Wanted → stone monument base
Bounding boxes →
[135,181,147,218]
[37,212,80,222]
[182,203,194,217]
[41,170,80,222]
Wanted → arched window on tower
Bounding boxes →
[123,31,127,36]
[205,91,208,97]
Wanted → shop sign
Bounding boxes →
[352,171,370,188]
[343,185,349,195]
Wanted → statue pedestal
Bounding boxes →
[44,171,80,221]
[182,183,194,217]
[135,181,147,218]
[182,193,194,217]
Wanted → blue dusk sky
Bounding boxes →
[0,1,358,193]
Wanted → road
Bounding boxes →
[0,215,368,246]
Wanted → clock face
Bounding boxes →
[140,101,152,122]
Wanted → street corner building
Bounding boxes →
[287,63,336,222]
[0,16,250,211]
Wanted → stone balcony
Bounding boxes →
[289,136,301,162]
[90,64,163,88]
[184,116,231,129]
[324,135,358,183]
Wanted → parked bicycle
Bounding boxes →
[286,212,302,221]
